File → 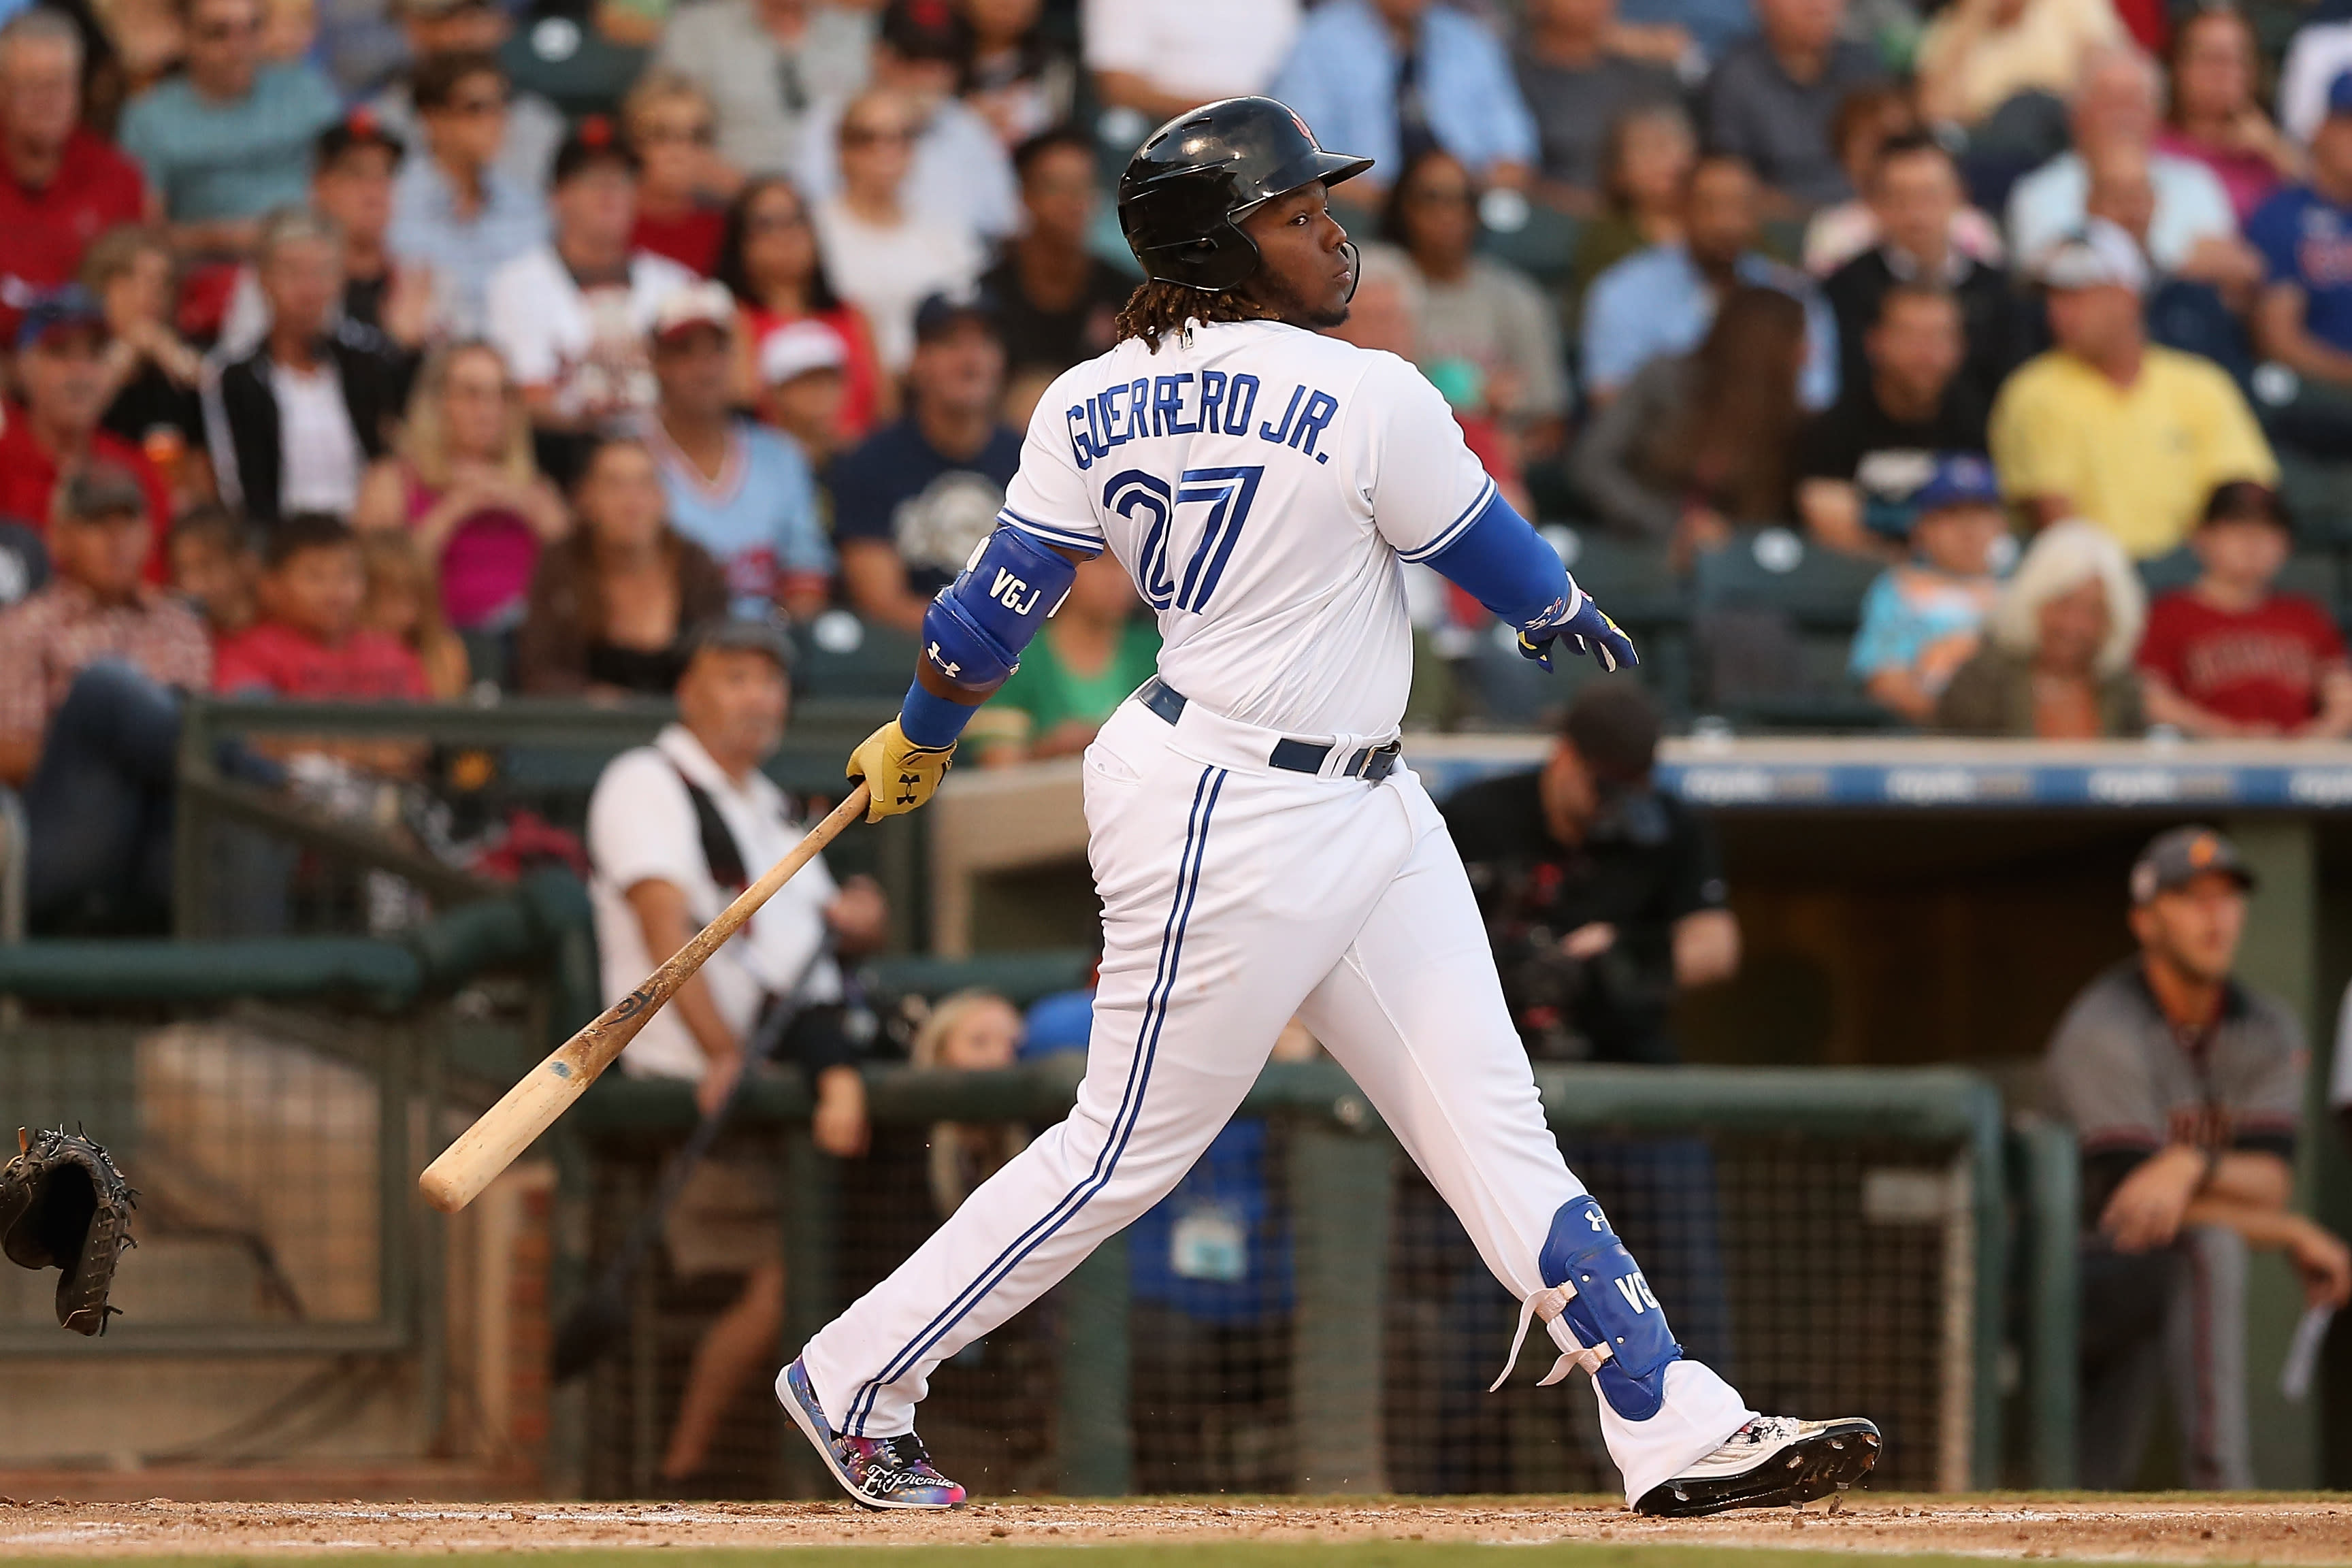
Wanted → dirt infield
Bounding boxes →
[0,1495,2347,1562]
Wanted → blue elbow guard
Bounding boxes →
[919,525,1077,695]
[1542,1196,1682,1421]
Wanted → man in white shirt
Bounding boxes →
[792,1,1018,242]
[1082,0,1303,125]
[485,123,695,468]
[586,616,888,1484]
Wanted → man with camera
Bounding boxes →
[1441,683,1740,1066]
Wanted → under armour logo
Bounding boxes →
[896,770,921,806]
[1586,1207,1605,1232]
[926,642,961,678]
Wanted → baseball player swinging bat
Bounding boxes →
[772,95,1880,1519]
[416,783,869,1215]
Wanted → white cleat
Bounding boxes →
[1635,1415,1882,1517]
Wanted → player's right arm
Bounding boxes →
[1356,354,1637,672]
[848,376,1105,822]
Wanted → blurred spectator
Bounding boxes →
[979,129,1130,385]
[653,0,870,178]
[1914,0,2122,141]
[517,434,728,695]
[809,87,984,372]
[2082,144,2261,377]
[1512,0,1681,211]
[960,0,1075,149]
[1701,0,1886,212]
[358,526,469,696]
[117,0,340,254]
[2048,826,2351,1490]
[1271,0,1536,195]
[1563,101,1695,310]
[1990,222,2275,558]
[390,51,553,338]
[2247,75,2352,437]
[583,615,883,1481]
[1573,284,1807,559]
[2006,46,2237,278]
[487,121,696,470]
[1796,282,1989,554]
[0,464,210,933]
[624,69,736,276]
[1804,85,2006,276]
[82,225,209,504]
[909,990,1029,1217]
[757,319,853,468]
[795,1,1018,242]
[2138,481,2352,738]
[224,110,442,359]
[2155,8,2296,226]
[369,0,565,193]
[1936,518,2146,734]
[1382,148,1569,448]
[1848,453,2006,722]
[214,512,431,698]
[969,553,1158,765]
[828,292,1015,632]
[1443,682,1738,1064]
[0,289,172,553]
[2282,1,2352,146]
[646,281,831,621]
[353,340,569,640]
[0,10,147,315]
[165,502,259,637]
[206,209,415,525]
[1824,132,2026,416]
[1081,0,1301,127]
[717,174,887,438]
[1582,154,1838,407]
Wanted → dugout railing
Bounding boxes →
[565,1058,2078,1498]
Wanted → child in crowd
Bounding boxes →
[1849,455,2010,725]
[215,513,431,702]
[909,990,1029,1220]
[359,529,470,700]
[165,506,259,640]
[757,321,853,472]
[2139,482,2352,737]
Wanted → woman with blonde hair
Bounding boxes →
[624,69,740,276]
[909,990,1030,1220]
[353,341,570,655]
[1936,519,2147,736]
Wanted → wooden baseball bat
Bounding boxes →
[417,783,871,1214]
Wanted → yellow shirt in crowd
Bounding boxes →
[1988,345,2278,559]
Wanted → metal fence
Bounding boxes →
[566,1062,2072,1499]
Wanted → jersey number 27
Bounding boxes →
[1103,466,1264,615]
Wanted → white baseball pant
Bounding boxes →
[794,692,1754,1503]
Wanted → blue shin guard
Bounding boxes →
[1491,1196,1682,1420]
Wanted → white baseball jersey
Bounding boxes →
[1000,318,1497,738]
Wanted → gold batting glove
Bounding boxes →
[847,719,956,822]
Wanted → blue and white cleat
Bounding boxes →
[780,1356,966,1509]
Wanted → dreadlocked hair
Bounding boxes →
[1113,278,1277,352]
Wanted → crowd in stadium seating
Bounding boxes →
[11,0,2352,916]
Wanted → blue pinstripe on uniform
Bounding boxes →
[843,764,1230,1434]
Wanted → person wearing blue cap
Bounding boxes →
[1847,452,2009,724]
[2244,69,2352,455]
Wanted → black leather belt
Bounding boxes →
[1137,677,1401,782]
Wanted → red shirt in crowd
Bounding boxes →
[2137,589,2348,730]
[212,621,431,700]
[633,207,725,278]
[0,131,147,308]
[0,413,172,580]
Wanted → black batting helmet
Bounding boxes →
[1117,97,1373,293]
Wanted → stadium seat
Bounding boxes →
[796,610,924,702]
[1689,528,1892,730]
[1477,204,1584,291]
[1547,523,1694,719]
[2276,453,2352,551]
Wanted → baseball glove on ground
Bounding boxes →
[1,1128,135,1334]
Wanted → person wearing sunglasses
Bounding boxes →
[389,50,551,336]
[625,68,739,276]
[118,0,342,257]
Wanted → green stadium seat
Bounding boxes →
[1477,205,1584,291]
[2276,453,2352,549]
[862,948,1098,1009]
[1690,527,1891,730]
[796,611,923,702]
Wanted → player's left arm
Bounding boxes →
[1361,353,1635,672]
